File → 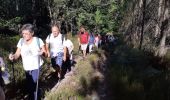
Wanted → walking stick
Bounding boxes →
[35,68,40,100]
[35,50,41,100]
[11,60,15,85]
[10,52,15,87]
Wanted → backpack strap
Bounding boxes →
[36,37,40,49]
[48,34,51,40]
[20,37,40,49]
[20,38,24,46]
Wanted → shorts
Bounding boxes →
[51,52,64,68]
[81,44,88,51]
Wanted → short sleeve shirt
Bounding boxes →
[63,39,73,54]
[17,37,44,71]
[46,33,64,57]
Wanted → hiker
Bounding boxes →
[95,34,99,49]
[78,25,89,59]
[45,23,67,80]
[0,57,7,100]
[88,32,95,54]
[9,24,46,100]
[0,56,10,85]
[98,34,102,47]
[63,34,74,73]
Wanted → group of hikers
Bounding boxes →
[0,23,107,100]
[78,26,102,59]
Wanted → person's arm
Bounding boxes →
[45,35,51,58]
[78,32,81,45]
[9,48,21,61]
[13,48,21,60]
[78,37,80,46]
[45,43,50,58]
[40,45,46,56]
[63,46,67,62]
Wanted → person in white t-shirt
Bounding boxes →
[45,23,67,80]
[63,34,74,72]
[9,24,46,100]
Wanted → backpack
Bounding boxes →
[80,32,89,44]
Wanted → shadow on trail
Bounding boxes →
[77,35,170,100]
[101,38,170,100]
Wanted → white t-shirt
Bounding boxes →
[46,33,64,57]
[17,37,44,71]
[63,39,73,54]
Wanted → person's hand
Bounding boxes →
[1,66,5,72]
[9,54,14,61]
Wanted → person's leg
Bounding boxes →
[26,69,40,100]
[89,44,92,53]
[56,52,64,80]
[25,71,35,100]
[81,44,88,58]
[31,69,40,100]
[67,58,71,72]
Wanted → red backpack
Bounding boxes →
[79,32,89,44]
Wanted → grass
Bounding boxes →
[45,53,101,100]
[2,33,170,100]
[44,35,103,99]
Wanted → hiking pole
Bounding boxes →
[35,68,40,100]
[12,61,15,84]
[35,53,41,100]
[10,52,16,87]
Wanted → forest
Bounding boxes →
[0,0,170,100]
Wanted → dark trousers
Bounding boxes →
[25,69,40,100]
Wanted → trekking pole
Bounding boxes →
[35,53,41,100]
[11,61,15,85]
[35,68,40,100]
[10,52,15,87]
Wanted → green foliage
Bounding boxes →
[0,17,22,28]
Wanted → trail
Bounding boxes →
[44,51,108,100]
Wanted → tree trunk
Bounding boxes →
[155,0,170,57]
[155,0,164,38]
[15,0,19,11]
[157,31,167,57]
[47,0,53,20]
[139,0,146,49]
